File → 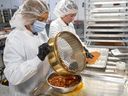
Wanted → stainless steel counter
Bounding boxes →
[0,38,128,96]
[0,84,9,96]
[0,71,128,96]
[39,71,128,96]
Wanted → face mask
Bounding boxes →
[32,20,46,33]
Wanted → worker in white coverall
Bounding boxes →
[3,0,51,96]
[49,0,93,58]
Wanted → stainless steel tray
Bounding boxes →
[91,13,128,17]
[90,7,128,13]
[87,29,128,32]
[86,45,127,48]
[88,23,128,27]
[86,34,128,38]
[91,1,128,5]
[86,48,109,68]
[88,18,128,21]
[86,39,127,42]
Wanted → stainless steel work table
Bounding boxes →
[40,70,128,96]
[0,84,9,96]
[0,48,128,96]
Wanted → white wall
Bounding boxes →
[77,0,84,20]
[0,0,22,9]
[49,0,58,20]
[0,0,11,9]
[10,0,23,9]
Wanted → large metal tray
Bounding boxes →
[86,48,109,68]
[86,34,128,38]
[91,1,128,5]
[87,28,128,32]
[88,18,128,21]
[88,23,128,27]
[90,7,128,13]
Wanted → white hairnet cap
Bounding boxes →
[10,0,49,29]
[54,0,78,18]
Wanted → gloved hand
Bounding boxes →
[37,43,50,61]
[83,47,94,59]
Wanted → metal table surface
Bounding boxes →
[0,71,128,96]
[0,48,128,96]
[39,71,128,96]
[0,84,9,96]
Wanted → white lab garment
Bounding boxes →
[4,28,50,96]
[49,17,84,46]
[49,18,76,38]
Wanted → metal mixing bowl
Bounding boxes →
[46,72,82,93]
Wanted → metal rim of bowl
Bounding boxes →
[48,31,86,75]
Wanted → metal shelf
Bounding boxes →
[88,23,128,27]
[86,34,128,38]
[87,29,128,32]
[86,45,127,48]
[86,39,128,42]
[91,1,128,5]
[84,0,128,48]
[90,13,128,17]
[84,4,128,76]
[90,7,128,13]
[88,18,128,22]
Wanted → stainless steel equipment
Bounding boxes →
[1,72,128,96]
[84,0,128,48]
[38,71,128,96]
[83,0,128,77]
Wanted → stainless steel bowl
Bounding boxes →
[46,72,82,93]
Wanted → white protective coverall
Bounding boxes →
[3,0,50,96]
[49,0,78,38]
[49,0,82,43]
[49,17,76,37]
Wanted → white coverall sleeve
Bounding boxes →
[49,23,61,38]
[4,37,42,85]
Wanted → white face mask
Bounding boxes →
[32,20,46,33]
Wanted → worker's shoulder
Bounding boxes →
[7,29,24,40]
[69,22,74,26]
[50,18,61,26]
